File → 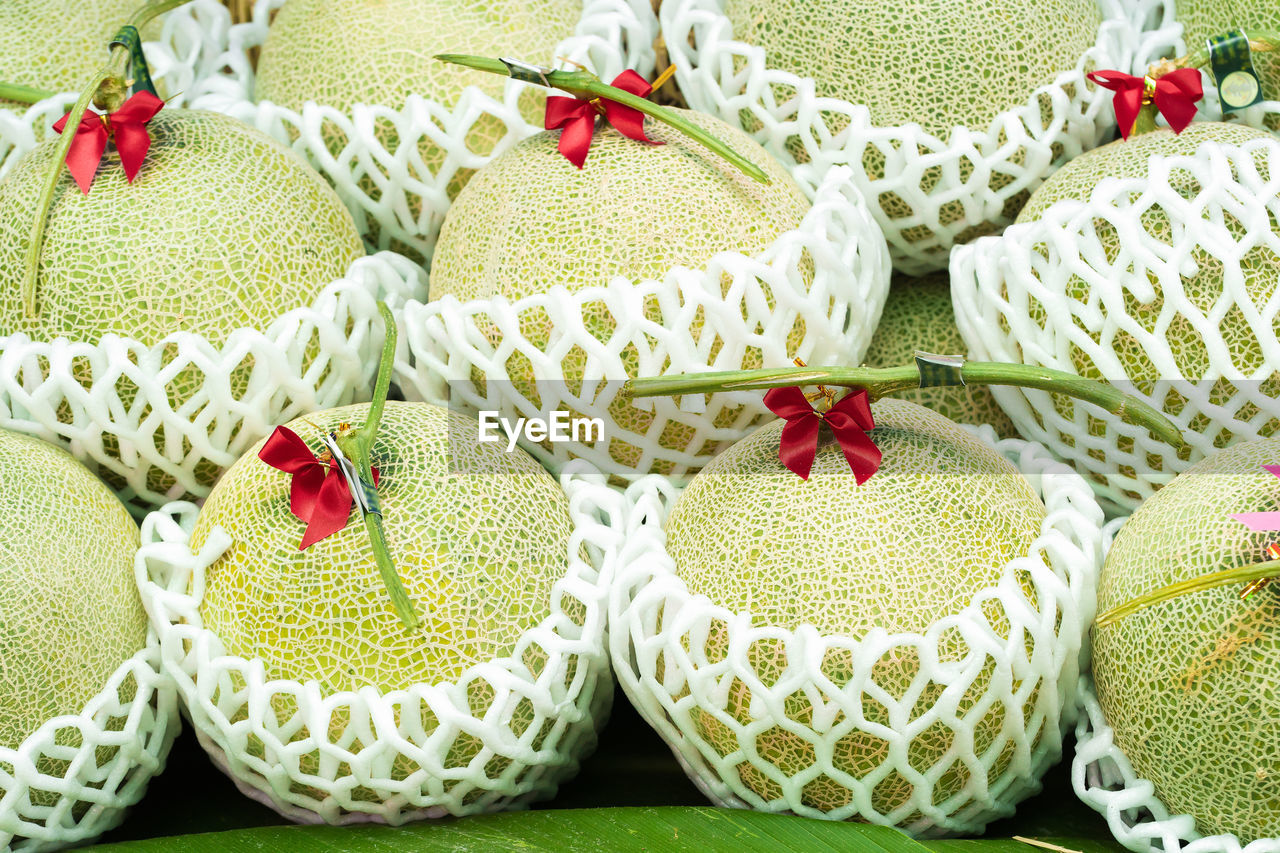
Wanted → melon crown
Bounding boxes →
[16,0,194,318]
[435,53,770,184]
[626,356,1187,450]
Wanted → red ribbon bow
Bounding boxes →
[544,70,661,169]
[764,387,882,482]
[52,91,164,194]
[259,426,379,550]
[1087,69,1203,140]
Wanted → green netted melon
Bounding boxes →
[664,398,1046,817]
[0,1,155,110]
[863,273,1018,438]
[0,429,145,754]
[1093,437,1280,841]
[192,401,581,789]
[1013,122,1279,504]
[253,0,583,243]
[429,109,812,473]
[0,109,364,495]
[1174,0,1280,131]
[721,0,1103,246]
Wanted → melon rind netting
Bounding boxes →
[1125,0,1280,136]
[136,461,620,824]
[0,0,234,168]
[180,0,657,264]
[950,137,1280,515]
[0,252,426,513]
[658,0,1142,275]
[395,165,891,481]
[608,428,1104,837]
[0,633,178,852]
[1072,518,1280,853]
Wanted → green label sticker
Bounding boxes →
[109,25,158,97]
[1208,29,1264,111]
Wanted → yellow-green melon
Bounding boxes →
[0,109,365,495]
[428,109,812,473]
[253,0,584,239]
[664,398,1046,817]
[0,429,145,753]
[1013,122,1279,505]
[1093,437,1280,842]
[0,1,154,109]
[194,401,577,693]
[1174,0,1280,130]
[723,0,1102,140]
[863,273,1018,438]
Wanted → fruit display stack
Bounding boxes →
[0,0,1276,851]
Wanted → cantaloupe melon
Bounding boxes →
[1011,122,1279,503]
[253,0,583,221]
[0,109,365,494]
[0,1,154,109]
[193,401,578,693]
[664,398,1046,816]
[863,273,1018,438]
[1093,437,1280,842]
[722,0,1103,141]
[1174,0,1279,129]
[428,108,812,471]
[0,429,145,753]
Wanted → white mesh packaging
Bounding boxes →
[0,637,178,852]
[183,0,658,264]
[951,136,1280,515]
[137,460,621,824]
[1126,0,1280,135]
[658,0,1147,274]
[0,251,427,512]
[608,429,1105,836]
[395,165,891,481]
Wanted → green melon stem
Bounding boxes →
[1096,555,1280,627]
[625,361,1187,450]
[335,302,420,634]
[0,82,57,104]
[20,0,193,318]
[434,53,770,185]
[1180,29,1280,72]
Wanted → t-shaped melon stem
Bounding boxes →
[19,0,194,319]
[1096,550,1280,627]
[434,53,771,185]
[335,302,420,633]
[625,361,1187,451]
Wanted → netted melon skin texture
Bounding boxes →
[1175,0,1280,127]
[0,1,148,108]
[721,0,1102,140]
[254,0,583,215]
[193,401,578,694]
[1093,438,1280,843]
[665,399,1046,815]
[1014,123,1279,500]
[0,430,145,753]
[0,109,363,347]
[429,110,811,469]
[863,274,1018,438]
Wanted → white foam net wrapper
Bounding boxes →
[659,0,1147,274]
[0,635,179,852]
[1125,0,1280,135]
[0,1,234,173]
[181,0,658,265]
[951,138,1280,515]
[396,166,891,481]
[137,461,622,824]
[0,252,426,513]
[609,429,1105,837]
